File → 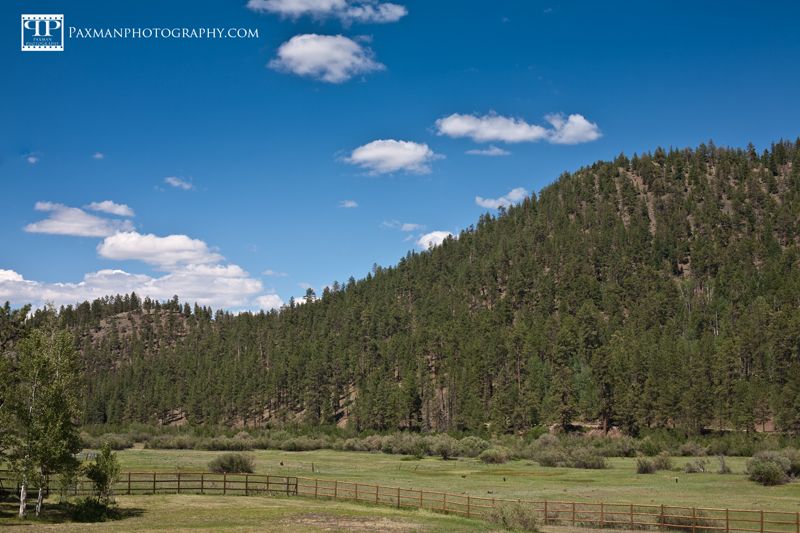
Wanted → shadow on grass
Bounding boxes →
[0,494,144,527]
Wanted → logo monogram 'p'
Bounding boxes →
[23,19,62,37]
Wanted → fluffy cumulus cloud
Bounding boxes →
[416,230,453,249]
[475,187,528,209]
[338,199,358,208]
[164,176,194,190]
[85,200,135,217]
[435,112,601,144]
[246,0,407,24]
[262,269,288,277]
[24,202,134,237]
[345,139,440,174]
[255,293,285,311]
[92,152,105,160]
[0,267,265,310]
[97,231,223,269]
[466,145,510,157]
[269,34,384,83]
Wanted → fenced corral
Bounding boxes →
[1,470,798,532]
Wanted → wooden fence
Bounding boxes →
[1,470,798,532]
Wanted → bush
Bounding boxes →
[781,448,800,477]
[637,436,664,457]
[679,441,707,457]
[67,497,120,522]
[479,447,510,464]
[534,448,569,467]
[486,502,540,532]
[208,453,255,474]
[429,434,458,460]
[569,447,607,469]
[747,452,789,485]
[458,436,491,458]
[144,435,197,450]
[636,458,656,474]
[81,433,134,450]
[83,443,121,504]
[717,455,732,474]
[653,452,673,471]
[198,437,253,451]
[683,459,709,473]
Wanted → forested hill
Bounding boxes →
[10,140,800,435]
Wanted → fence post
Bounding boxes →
[266,475,270,493]
[726,508,729,533]
[443,492,447,513]
[396,487,400,509]
[334,480,338,499]
[572,502,576,526]
[223,473,227,496]
[201,473,204,495]
[660,504,665,527]
[127,472,131,495]
[355,483,358,502]
[796,511,799,533]
[245,474,249,496]
[467,495,470,518]
[419,490,423,508]
[600,502,605,526]
[544,501,548,525]
[378,485,381,505]
[177,472,181,494]
[630,503,634,527]
[760,510,764,533]
[315,479,318,499]
[692,507,696,533]
[153,472,156,495]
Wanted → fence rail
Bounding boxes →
[1,470,798,532]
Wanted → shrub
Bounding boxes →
[683,459,709,473]
[81,433,134,450]
[747,451,789,485]
[144,435,197,450]
[679,441,707,457]
[781,448,800,477]
[83,443,121,504]
[343,438,368,452]
[199,437,253,451]
[486,502,540,532]
[429,434,459,460]
[653,452,673,471]
[67,497,120,522]
[638,436,664,457]
[458,436,491,458]
[208,453,255,474]
[717,455,732,474]
[479,447,510,464]
[636,458,656,474]
[534,448,569,467]
[279,436,327,451]
[569,447,607,469]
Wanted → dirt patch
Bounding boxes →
[283,513,424,531]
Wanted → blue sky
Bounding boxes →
[2,0,800,310]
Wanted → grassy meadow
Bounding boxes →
[112,448,800,512]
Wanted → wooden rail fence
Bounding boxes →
[1,470,798,532]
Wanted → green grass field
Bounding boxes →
[111,448,800,512]
[2,448,798,531]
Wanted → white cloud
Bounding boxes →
[255,293,284,311]
[26,155,39,165]
[263,269,288,277]
[246,0,407,24]
[97,231,223,269]
[24,202,134,238]
[298,282,314,290]
[435,112,601,144]
[466,145,510,157]
[417,230,453,249]
[382,220,423,231]
[475,187,528,209]
[85,200,135,217]
[269,34,384,83]
[164,176,194,190]
[92,152,105,160]
[0,267,266,310]
[544,113,603,144]
[338,199,358,208]
[345,139,440,174]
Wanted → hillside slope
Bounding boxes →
[19,140,800,435]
